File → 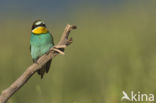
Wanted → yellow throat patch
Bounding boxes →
[32,26,48,34]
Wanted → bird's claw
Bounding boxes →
[34,60,40,65]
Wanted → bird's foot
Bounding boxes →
[34,60,40,65]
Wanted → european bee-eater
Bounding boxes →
[30,20,54,78]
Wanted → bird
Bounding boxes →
[30,20,54,79]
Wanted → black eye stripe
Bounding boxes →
[32,23,46,30]
[39,24,46,27]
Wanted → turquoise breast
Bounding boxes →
[30,33,53,60]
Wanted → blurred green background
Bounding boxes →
[0,0,156,103]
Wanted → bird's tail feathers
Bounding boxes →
[37,59,52,79]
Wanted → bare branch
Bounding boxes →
[0,24,77,103]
